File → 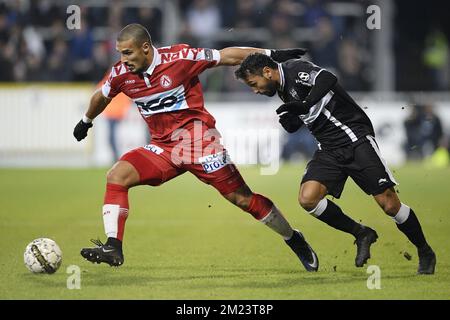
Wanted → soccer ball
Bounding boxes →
[24,238,62,274]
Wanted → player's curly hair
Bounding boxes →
[234,53,278,81]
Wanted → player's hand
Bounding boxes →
[276,101,310,116]
[73,119,93,141]
[270,48,307,62]
[278,112,302,133]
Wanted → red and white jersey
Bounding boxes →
[101,44,221,143]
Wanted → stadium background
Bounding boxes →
[0,0,449,300]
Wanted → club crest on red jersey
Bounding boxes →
[160,75,172,88]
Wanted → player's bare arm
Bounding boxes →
[217,47,268,66]
[73,88,111,141]
[85,88,112,120]
[217,47,307,66]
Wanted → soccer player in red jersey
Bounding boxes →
[74,24,318,271]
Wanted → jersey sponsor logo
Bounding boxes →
[298,72,310,82]
[125,79,135,84]
[134,84,189,116]
[160,48,203,64]
[199,151,229,174]
[160,75,172,88]
[143,144,164,155]
[136,96,178,114]
[295,79,312,87]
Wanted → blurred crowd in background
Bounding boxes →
[0,0,449,92]
[178,0,373,92]
[0,0,163,82]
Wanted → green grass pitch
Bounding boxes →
[0,164,449,299]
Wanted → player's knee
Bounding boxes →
[106,161,139,188]
[375,189,401,217]
[223,191,250,210]
[224,185,253,210]
[106,167,126,186]
[224,193,251,210]
[298,192,321,212]
[381,200,401,217]
[235,195,252,210]
[299,181,327,212]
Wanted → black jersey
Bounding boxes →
[277,59,375,150]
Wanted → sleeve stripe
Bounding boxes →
[101,81,111,98]
[212,49,221,65]
[312,68,326,85]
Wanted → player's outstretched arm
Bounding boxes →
[217,47,307,66]
[73,89,111,141]
[217,47,267,66]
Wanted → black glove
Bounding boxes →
[270,48,307,62]
[73,119,93,141]
[278,112,303,133]
[276,101,310,116]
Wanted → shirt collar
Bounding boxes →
[277,63,285,91]
[144,46,160,76]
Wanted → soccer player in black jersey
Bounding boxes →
[235,53,436,274]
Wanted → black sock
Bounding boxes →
[396,208,428,250]
[106,237,122,250]
[316,200,363,237]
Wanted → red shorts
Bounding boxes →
[120,137,245,195]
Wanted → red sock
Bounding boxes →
[103,183,129,241]
[245,194,273,220]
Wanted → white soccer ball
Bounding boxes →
[24,238,63,274]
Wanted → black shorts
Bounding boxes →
[301,135,397,198]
